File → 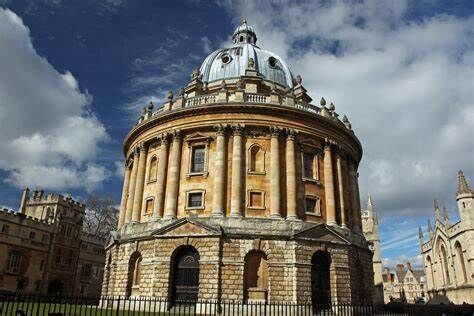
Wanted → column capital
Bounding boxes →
[270,126,281,137]
[172,129,182,140]
[324,138,337,149]
[133,146,140,156]
[285,128,297,140]
[214,124,227,136]
[231,124,244,136]
[159,133,169,145]
[138,142,147,152]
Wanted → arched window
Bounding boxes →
[149,156,157,181]
[126,252,142,297]
[440,244,450,285]
[243,250,268,302]
[455,242,468,283]
[311,251,331,310]
[248,144,265,173]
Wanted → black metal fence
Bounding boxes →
[0,294,473,316]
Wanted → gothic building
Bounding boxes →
[102,20,374,306]
[419,170,474,304]
[361,194,384,303]
[0,189,106,296]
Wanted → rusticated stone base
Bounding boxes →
[102,217,374,304]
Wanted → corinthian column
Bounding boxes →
[153,134,169,218]
[270,126,281,218]
[336,152,346,228]
[286,129,297,220]
[349,159,362,232]
[164,130,182,219]
[118,161,132,228]
[212,125,227,217]
[324,143,337,225]
[125,149,139,224]
[132,143,147,222]
[230,125,244,217]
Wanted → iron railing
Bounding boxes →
[0,294,473,316]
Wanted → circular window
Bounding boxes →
[268,56,277,68]
[221,53,232,65]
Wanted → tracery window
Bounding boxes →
[455,242,468,283]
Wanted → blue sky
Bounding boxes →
[0,0,473,269]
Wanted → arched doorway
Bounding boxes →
[243,250,268,302]
[171,246,200,303]
[311,251,331,310]
[47,279,64,295]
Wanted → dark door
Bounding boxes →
[311,252,331,311]
[172,247,200,303]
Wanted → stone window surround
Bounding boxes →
[144,197,154,215]
[247,143,266,175]
[304,195,321,216]
[185,189,206,210]
[247,189,266,210]
[147,155,158,183]
[185,135,211,179]
[300,144,322,184]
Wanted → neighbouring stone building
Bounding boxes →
[419,170,474,304]
[382,263,426,303]
[0,189,106,297]
[361,194,384,303]
[102,20,374,306]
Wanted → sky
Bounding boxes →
[0,0,472,270]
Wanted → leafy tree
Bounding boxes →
[83,196,118,239]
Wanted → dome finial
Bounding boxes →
[242,18,247,24]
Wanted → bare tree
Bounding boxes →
[83,196,119,239]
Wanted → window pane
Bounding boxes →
[305,198,316,213]
[192,147,205,172]
[146,199,154,214]
[249,192,263,207]
[188,192,203,207]
[303,153,314,178]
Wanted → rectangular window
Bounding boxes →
[55,249,61,264]
[303,153,314,178]
[29,231,36,239]
[191,146,205,173]
[7,252,22,274]
[305,197,321,215]
[40,259,44,271]
[67,250,74,265]
[42,234,48,243]
[249,191,264,208]
[145,199,154,214]
[187,192,203,208]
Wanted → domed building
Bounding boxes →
[102,20,374,306]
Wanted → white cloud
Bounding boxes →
[0,8,110,191]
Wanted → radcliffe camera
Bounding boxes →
[0,1,472,315]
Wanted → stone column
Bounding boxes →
[324,143,337,225]
[230,125,243,218]
[212,125,227,217]
[118,161,132,228]
[286,129,297,220]
[132,143,147,222]
[153,134,169,218]
[270,126,281,218]
[349,159,362,232]
[164,130,182,219]
[336,153,346,228]
[125,149,139,224]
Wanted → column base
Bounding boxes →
[286,216,301,221]
[151,214,161,221]
[270,214,283,219]
[162,215,176,220]
[326,220,338,226]
[211,212,224,218]
[230,212,242,218]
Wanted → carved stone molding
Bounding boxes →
[214,124,227,136]
[270,126,281,137]
[231,124,244,136]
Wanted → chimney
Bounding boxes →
[396,264,404,272]
[406,262,412,271]
[19,187,29,214]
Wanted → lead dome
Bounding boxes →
[199,19,294,88]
